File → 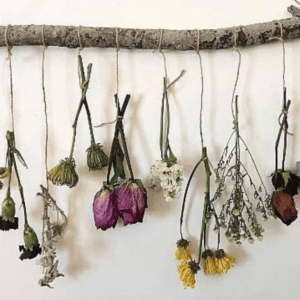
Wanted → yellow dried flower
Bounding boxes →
[214,249,236,274]
[49,158,78,188]
[202,249,216,275]
[175,238,192,261]
[0,167,9,179]
[178,260,199,289]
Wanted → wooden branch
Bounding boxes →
[1,6,300,51]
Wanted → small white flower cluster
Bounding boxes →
[148,160,183,202]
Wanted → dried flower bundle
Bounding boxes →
[49,55,107,188]
[93,95,147,230]
[148,78,183,202]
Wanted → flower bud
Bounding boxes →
[2,196,16,222]
[93,187,119,230]
[116,179,147,225]
[271,190,297,226]
[86,143,108,171]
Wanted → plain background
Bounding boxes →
[0,0,300,299]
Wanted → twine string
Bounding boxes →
[196,29,204,148]
[5,25,14,133]
[41,25,49,190]
[94,28,120,128]
[231,27,242,124]
[116,27,120,96]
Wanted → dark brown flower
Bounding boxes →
[271,190,297,226]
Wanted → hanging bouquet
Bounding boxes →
[271,89,299,225]
[0,131,41,259]
[148,77,183,202]
[49,55,108,188]
[93,94,147,230]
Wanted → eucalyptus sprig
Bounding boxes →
[211,96,274,244]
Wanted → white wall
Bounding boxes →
[0,0,299,299]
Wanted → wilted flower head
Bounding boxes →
[116,179,147,226]
[202,249,216,275]
[87,143,108,171]
[271,190,297,226]
[0,196,18,231]
[49,158,79,188]
[175,238,192,261]
[0,167,9,179]
[93,186,119,230]
[19,224,41,260]
[178,259,200,289]
[214,249,236,275]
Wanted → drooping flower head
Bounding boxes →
[178,259,200,289]
[214,249,236,274]
[49,158,79,188]
[86,143,108,171]
[0,195,18,231]
[202,249,216,275]
[271,190,297,225]
[175,238,192,261]
[19,224,41,260]
[93,185,119,230]
[116,179,147,226]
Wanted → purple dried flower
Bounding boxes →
[116,179,147,225]
[93,187,119,230]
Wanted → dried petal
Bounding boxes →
[116,179,147,225]
[93,187,119,230]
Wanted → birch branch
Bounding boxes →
[1,6,300,51]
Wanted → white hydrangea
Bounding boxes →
[147,160,183,202]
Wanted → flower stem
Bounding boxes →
[197,147,211,264]
[68,55,92,160]
[12,155,28,225]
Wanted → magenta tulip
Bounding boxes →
[93,188,119,230]
[116,179,147,225]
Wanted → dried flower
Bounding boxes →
[272,171,300,197]
[19,224,41,260]
[178,260,200,289]
[214,249,236,274]
[148,160,183,202]
[1,196,16,222]
[93,186,119,230]
[49,158,79,188]
[202,249,216,275]
[86,143,108,171]
[271,190,297,225]
[116,179,147,225]
[0,181,3,190]
[175,238,192,261]
[0,167,8,179]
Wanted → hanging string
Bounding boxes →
[231,27,242,123]
[116,27,120,96]
[94,28,120,128]
[196,29,204,148]
[77,25,83,55]
[5,25,15,133]
[157,29,168,82]
[41,25,49,191]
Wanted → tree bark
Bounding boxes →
[1,6,300,51]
